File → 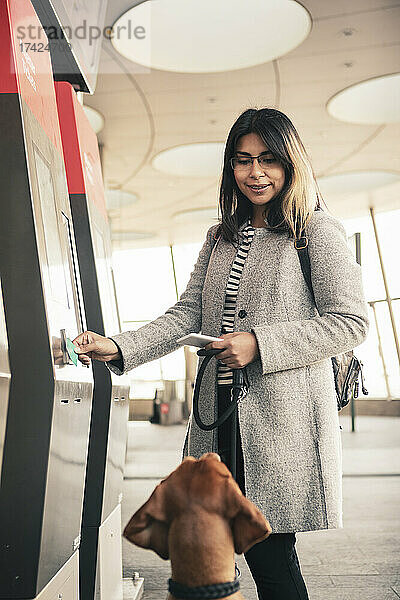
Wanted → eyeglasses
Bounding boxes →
[230,154,277,173]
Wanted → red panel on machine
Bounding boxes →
[0,0,63,156]
[55,81,108,222]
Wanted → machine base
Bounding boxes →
[96,503,123,599]
[123,577,144,600]
[36,551,79,600]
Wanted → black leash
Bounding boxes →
[192,347,249,481]
[171,348,247,598]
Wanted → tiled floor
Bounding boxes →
[122,416,400,599]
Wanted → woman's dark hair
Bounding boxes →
[217,108,321,243]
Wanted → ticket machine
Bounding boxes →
[55,82,131,600]
[0,2,93,598]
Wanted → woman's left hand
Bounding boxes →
[205,332,260,369]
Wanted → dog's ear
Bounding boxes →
[123,481,170,559]
[227,479,272,554]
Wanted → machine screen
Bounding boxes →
[34,148,70,308]
[33,146,82,336]
[92,224,120,336]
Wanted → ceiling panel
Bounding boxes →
[304,0,400,20]
[290,5,400,57]
[83,0,400,248]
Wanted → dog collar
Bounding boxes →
[168,576,240,599]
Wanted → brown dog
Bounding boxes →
[123,452,272,599]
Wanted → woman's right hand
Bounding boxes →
[72,331,121,366]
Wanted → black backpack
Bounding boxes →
[294,235,368,411]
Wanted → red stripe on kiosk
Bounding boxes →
[55,82,108,221]
[1,0,64,155]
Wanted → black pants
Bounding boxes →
[217,385,309,600]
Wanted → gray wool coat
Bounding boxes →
[108,210,369,534]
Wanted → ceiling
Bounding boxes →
[84,0,400,249]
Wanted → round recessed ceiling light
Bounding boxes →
[105,189,139,210]
[318,171,400,195]
[111,0,311,73]
[83,105,105,133]
[173,207,219,225]
[153,143,225,177]
[327,73,400,124]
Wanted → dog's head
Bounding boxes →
[123,452,272,559]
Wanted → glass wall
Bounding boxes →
[112,242,201,398]
[343,209,400,399]
[112,209,400,400]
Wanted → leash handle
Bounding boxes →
[197,348,223,357]
[192,348,248,432]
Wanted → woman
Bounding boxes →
[74,108,369,599]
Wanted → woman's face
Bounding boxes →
[233,133,285,212]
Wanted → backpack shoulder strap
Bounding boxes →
[294,234,316,304]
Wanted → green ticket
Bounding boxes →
[66,337,78,366]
